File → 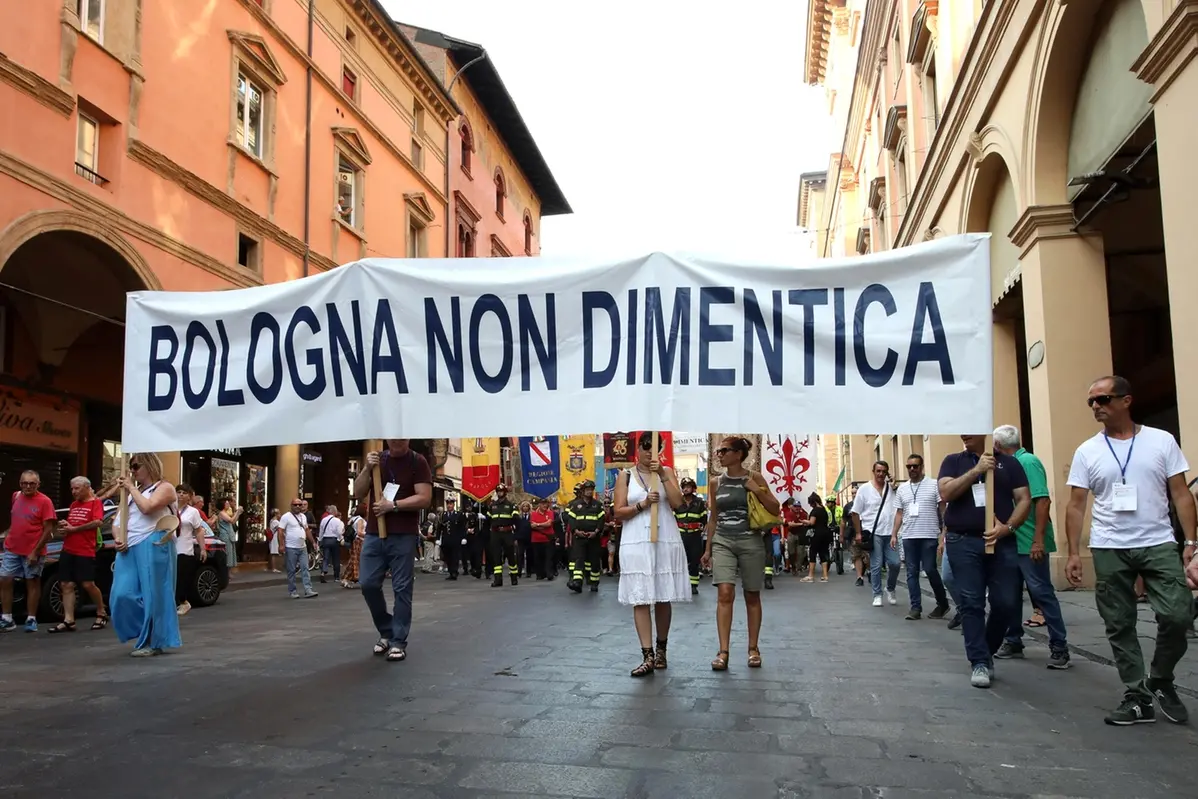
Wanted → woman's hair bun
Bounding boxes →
[740,437,752,451]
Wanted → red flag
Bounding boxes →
[461,437,501,500]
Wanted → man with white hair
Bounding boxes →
[990,425,1070,670]
[48,476,109,632]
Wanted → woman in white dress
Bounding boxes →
[614,431,691,677]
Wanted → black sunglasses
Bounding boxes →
[1087,393,1126,407]
[906,464,920,470]
[129,462,141,470]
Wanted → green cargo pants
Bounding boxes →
[1093,543,1192,703]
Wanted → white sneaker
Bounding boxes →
[886,590,897,606]
[971,665,992,688]
[872,595,883,607]
[176,601,191,616]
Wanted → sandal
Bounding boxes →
[48,621,76,634]
[711,649,729,671]
[653,639,668,671]
[1025,615,1046,628]
[372,638,389,656]
[386,646,407,662]
[91,614,108,631]
[630,647,656,678]
[748,648,763,668]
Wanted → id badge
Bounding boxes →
[1112,483,1137,512]
[383,482,400,501]
[909,500,920,517]
[971,483,986,508]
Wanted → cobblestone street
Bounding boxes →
[1,570,1195,798]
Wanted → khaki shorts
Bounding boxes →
[711,533,767,592]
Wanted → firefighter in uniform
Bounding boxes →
[485,485,520,587]
[674,477,708,595]
[567,480,605,593]
[563,482,583,580]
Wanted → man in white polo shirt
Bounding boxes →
[890,453,950,621]
[279,498,319,599]
[1065,375,1197,726]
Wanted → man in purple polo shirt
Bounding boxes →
[937,435,1032,689]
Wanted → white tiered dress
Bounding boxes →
[617,468,692,607]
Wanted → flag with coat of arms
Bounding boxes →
[519,436,561,499]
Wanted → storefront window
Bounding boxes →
[347,458,359,513]
[210,457,241,539]
[101,440,122,487]
[243,463,268,543]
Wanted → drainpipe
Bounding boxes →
[443,53,487,259]
[302,0,314,276]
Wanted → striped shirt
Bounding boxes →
[895,479,942,540]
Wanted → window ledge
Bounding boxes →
[461,165,473,181]
[227,140,277,178]
[495,211,505,223]
[333,216,366,242]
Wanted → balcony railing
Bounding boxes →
[74,162,109,186]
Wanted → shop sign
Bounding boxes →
[211,457,239,471]
[0,387,79,454]
[213,448,242,457]
[303,451,323,464]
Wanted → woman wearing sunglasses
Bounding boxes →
[702,436,781,670]
[110,453,182,657]
[613,431,691,677]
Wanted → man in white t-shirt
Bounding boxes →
[1065,375,1196,726]
[318,506,346,584]
[890,454,950,621]
[174,484,207,616]
[279,498,318,599]
[851,461,900,607]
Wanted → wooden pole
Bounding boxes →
[984,434,995,554]
[372,439,388,539]
[649,431,660,543]
[116,454,130,547]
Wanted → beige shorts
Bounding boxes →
[711,532,767,592]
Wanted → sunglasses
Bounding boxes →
[19,481,37,487]
[906,464,921,470]
[129,463,141,470]
[1087,394,1126,407]
[715,447,743,456]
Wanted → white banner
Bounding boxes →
[122,235,992,452]
[672,434,708,455]
[762,434,816,513]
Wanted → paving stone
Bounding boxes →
[0,570,1196,798]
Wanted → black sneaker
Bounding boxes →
[947,612,962,630]
[905,609,921,620]
[855,577,864,587]
[994,642,1025,660]
[928,604,950,620]
[1047,648,1071,670]
[1104,698,1156,726]
[1147,679,1190,724]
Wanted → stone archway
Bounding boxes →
[1024,0,1154,206]
[0,209,160,291]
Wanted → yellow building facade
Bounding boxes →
[805,0,1198,582]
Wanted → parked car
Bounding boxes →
[5,500,229,623]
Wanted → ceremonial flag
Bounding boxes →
[461,437,501,500]
[762,434,815,512]
[832,466,846,494]
[603,432,635,468]
[558,434,595,504]
[519,436,560,499]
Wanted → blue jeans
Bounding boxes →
[945,532,1020,668]
[941,549,961,609]
[320,539,341,579]
[870,534,900,596]
[1005,553,1068,651]
[360,534,418,647]
[285,547,314,594]
[903,538,948,611]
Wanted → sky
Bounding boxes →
[382,0,831,261]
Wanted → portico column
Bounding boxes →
[1011,206,1113,588]
[1134,1,1198,467]
[275,444,300,504]
[158,452,181,485]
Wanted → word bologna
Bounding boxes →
[143,283,953,411]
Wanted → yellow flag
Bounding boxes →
[461,437,502,500]
[557,434,594,504]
